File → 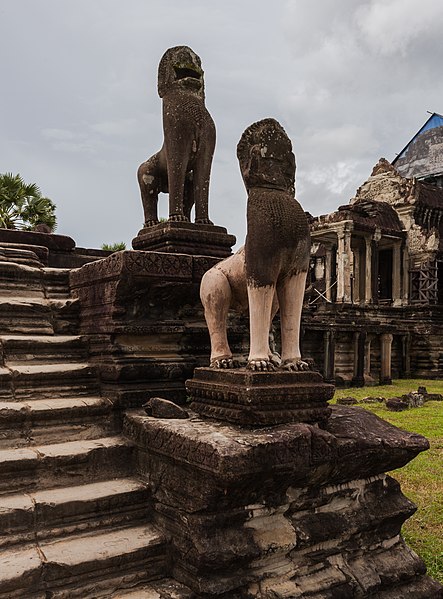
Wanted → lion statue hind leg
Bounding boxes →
[137,152,166,227]
[201,267,236,368]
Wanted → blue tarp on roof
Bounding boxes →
[394,113,443,161]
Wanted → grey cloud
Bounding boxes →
[355,0,443,56]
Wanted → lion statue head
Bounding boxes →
[157,45,205,100]
[237,118,296,194]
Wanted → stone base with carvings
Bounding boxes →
[186,367,334,426]
[131,221,236,258]
[69,250,248,408]
[124,406,441,598]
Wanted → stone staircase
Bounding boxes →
[0,245,192,598]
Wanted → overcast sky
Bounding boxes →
[1,0,442,249]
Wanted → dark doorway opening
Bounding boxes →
[378,248,393,300]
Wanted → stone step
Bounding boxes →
[0,244,46,268]
[111,579,194,598]
[0,436,134,496]
[0,297,54,335]
[0,366,14,400]
[0,261,45,298]
[0,523,167,599]
[0,334,89,365]
[43,268,71,299]
[49,298,81,335]
[0,477,151,549]
[0,396,116,448]
[1,362,100,401]
[0,296,80,336]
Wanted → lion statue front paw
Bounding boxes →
[144,219,159,227]
[269,352,282,367]
[247,358,276,372]
[169,214,190,222]
[195,217,214,225]
[280,359,310,372]
[210,356,241,369]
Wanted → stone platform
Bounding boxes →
[131,221,236,258]
[186,367,334,426]
[124,405,442,598]
[69,250,248,408]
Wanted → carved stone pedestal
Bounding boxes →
[70,250,248,407]
[124,406,442,598]
[132,221,236,258]
[186,367,334,426]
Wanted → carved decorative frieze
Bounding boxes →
[187,367,334,426]
[70,250,194,290]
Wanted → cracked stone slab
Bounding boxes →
[0,525,166,597]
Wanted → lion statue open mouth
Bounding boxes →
[137,46,215,226]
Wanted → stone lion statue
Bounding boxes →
[137,46,215,226]
[200,118,310,371]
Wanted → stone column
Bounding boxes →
[325,247,333,301]
[323,329,335,382]
[372,230,381,303]
[352,331,366,387]
[380,333,393,385]
[364,236,372,304]
[401,334,411,378]
[353,247,360,304]
[402,243,409,303]
[364,335,372,380]
[337,226,352,303]
[392,241,402,306]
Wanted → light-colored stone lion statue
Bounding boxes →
[200,118,310,371]
[137,46,215,226]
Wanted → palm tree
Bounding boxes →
[0,173,57,231]
[101,242,126,251]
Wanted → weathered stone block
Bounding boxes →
[69,250,241,407]
[70,250,219,334]
[124,406,441,597]
[187,367,334,426]
[132,221,235,258]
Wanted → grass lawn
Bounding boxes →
[333,380,443,583]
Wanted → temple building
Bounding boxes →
[302,113,443,385]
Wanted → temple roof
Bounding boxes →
[348,199,404,233]
[338,199,403,234]
[392,112,443,180]
[312,199,404,236]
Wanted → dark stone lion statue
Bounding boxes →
[137,46,215,226]
[201,118,310,371]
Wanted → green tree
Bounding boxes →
[0,173,57,231]
[101,242,126,251]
